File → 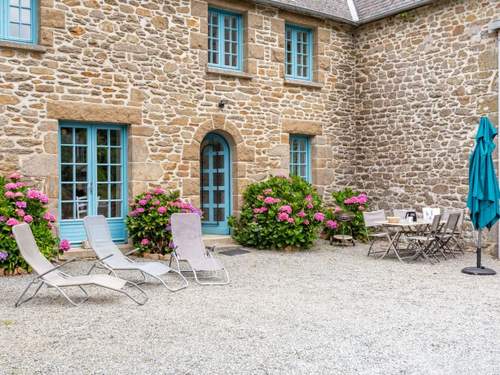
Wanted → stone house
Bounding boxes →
[0,0,498,244]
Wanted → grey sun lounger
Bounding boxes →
[170,213,230,285]
[84,215,188,292]
[12,223,148,307]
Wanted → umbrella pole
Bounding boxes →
[462,229,496,276]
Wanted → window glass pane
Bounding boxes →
[97,166,108,182]
[202,190,209,204]
[61,127,72,144]
[9,7,19,22]
[21,0,30,6]
[75,165,87,181]
[9,23,19,38]
[97,183,108,200]
[110,183,121,199]
[75,146,87,163]
[98,201,109,217]
[61,203,74,220]
[111,202,121,218]
[75,184,87,198]
[61,165,73,182]
[97,129,108,145]
[19,25,30,40]
[61,146,73,163]
[10,0,20,6]
[215,208,225,222]
[202,207,209,220]
[214,190,224,204]
[74,128,87,144]
[61,184,73,201]
[110,148,121,164]
[110,130,120,146]
[21,8,30,23]
[110,165,121,181]
[97,147,107,164]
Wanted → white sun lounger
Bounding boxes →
[12,223,148,307]
[83,215,188,292]
[170,213,230,285]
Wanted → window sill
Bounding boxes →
[284,78,323,89]
[206,67,253,80]
[0,40,47,53]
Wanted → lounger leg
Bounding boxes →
[15,280,44,307]
[192,267,230,286]
[53,285,89,307]
[119,281,149,305]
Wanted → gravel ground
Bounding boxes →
[1,242,500,375]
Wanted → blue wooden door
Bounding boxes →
[59,123,128,244]
[200,133,231,235]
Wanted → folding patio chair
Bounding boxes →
[405,214,442,263]
[12,223,147,307]
[442,209,465,254]
[84,215,188,292]
[435,212,461,258]
[363,210,390,256]
[170,213,230,285]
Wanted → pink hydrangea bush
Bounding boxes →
[126,189,202,254]
[323,188,369,242]
[0,173,66,274]
[228,176,324,250]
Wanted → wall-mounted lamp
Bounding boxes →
[218,99,227,110]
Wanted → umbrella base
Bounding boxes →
[461,266,496,276]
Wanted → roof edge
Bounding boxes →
[252,0,357,26]
[355,1,436,25]
[251,0,436,27]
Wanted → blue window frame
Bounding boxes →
[208,8,243,71]
[58,123,128,245]
[290,135,311,182]
[0,0,38,44]
[285,24,313,81]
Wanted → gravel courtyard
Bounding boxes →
[1,242,500,375]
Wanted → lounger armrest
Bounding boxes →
[125,248,140,256]
[36,258,78,279]
[99,253,115,261]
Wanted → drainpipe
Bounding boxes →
[489,20,500,258]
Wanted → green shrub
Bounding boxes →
[228,176,324,250]
[126,188,202,254]
[0,173,62,274]
[323,187,368,242]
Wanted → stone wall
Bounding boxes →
[354,0,499,215]
[0,0,357,215]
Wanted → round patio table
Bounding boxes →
[332,212,356,246]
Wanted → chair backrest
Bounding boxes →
[76,196,88,219]
[84,215,124,262]
[12,223,56,277]
[422,207,441,223]
[363,210,386,228]
[429,214,442,233]
[393,209,415,220]
[170,213,206,261]
[442,209,464,232]
[444,212,461,234]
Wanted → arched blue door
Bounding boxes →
[200,133,231,234]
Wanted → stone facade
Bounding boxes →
[0,0,356,218]
[354,0,499,216]
[0,0,498,230]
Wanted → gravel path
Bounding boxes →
[1,242,500,375]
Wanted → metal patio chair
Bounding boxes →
[406,214,442,264]
[84,215,188,292]
[12,223,147,307]
[435,212,461,258]
[363,210,390,256]
[170,213,230,285]
[442,209,465,254]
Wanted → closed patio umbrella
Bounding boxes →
[463,116,500,275]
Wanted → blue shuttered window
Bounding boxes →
[290,135,312,182]
[0,0,38,44]
[208,8,243,71]
[285,25,313,81]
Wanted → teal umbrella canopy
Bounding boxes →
[467,117,500,230]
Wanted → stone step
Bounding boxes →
[60,235,239,260]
